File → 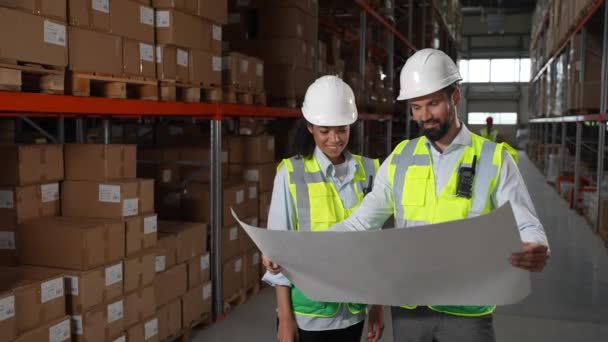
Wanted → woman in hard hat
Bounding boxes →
[262,75,385,342]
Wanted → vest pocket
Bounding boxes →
[402,166,429,206]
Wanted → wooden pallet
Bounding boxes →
[159,80,222,103]
[223,282,261,315]
[67,71,158,100]
[161,313,212,342]
[222,87,267,105]
[0,59,64,94]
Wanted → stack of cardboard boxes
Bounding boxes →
[222,52,264,94]
[0,2,68,88]
[155,221,209,339]
[68,0,156,79]
[154,0,225,87]
[0,145,70,342]
[225,0,318,102]
[56,144,158,342]
[566,32,602,112]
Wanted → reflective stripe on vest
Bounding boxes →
[480,128,498,142]
[388,134,504,317]
[283,153,379,317]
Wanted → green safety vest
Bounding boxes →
[480,127,498,142]
[280,153,379,318]
[387,133,516,317]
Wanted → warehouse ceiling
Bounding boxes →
[460,0,536,14]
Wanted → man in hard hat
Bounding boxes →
[265,48,549,341]
[481,116,499,142]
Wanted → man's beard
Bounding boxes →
[421,118,451,141]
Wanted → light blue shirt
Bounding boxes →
[262,147,367,331]
[331,124,550,249]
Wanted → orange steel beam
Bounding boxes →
[354,0,417,52]
[532,0,604,83]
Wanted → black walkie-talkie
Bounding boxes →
[456,155,477,199]
[363,176,373,195]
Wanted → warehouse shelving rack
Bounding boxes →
[528,1,608,233]
[0,0,438,322]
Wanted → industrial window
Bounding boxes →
[459,58,531,83]
[468,112,518,125]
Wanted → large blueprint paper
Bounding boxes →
[233,203,530,306]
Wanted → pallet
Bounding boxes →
[161,313,212,342]
[159,80,222,102]
[223,282,261,315]
[0,59,64,94]
[222,87,267,105]
[67,71,158,100]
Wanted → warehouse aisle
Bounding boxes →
[193,152,608,342]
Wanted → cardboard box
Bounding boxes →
[239,217,257,252]
[72,298,125,341]
[126,316,159,342]
[0,183,61,228]
[124,285,155,328]
[181,282,211,327]
[243,163,276,192]
[62,263,124,313]
[125,214,158,257]
[154,264,187,308]
[158,221,207,263]
[222,53,250,89]
[251,57,264,92]
[156,44,189,82]
[13,315,70,342]
[265,65,314,99]
[243,248,260,288]
[157,299,181,340]
[62,179,154,219]
[124,250,155,293]
[231,39,309,68]
[69,27,123,75]
[258,7,316,43]
[182,182,247,226]
[261,0,318,16]
[238,183,258,218]
[111,0,155,43]
[224,11,254,41]
[0,266,66,333]
[138,162,181,187]
[186,253,209,290]
[0,245,17,267]
[64,144,136,182]
[198,0,228,24]
[0,119,15,144]
[0,144,63,186]
[189,49,222,86]
[68,0,110,31]
[152,0,197,14]
[18,217,124,270]
[155,233,177,273]
[222,225,240,262]
[222,256,243,300]
[227,135,245,163]
[155,9,209,50]
[0,0,67,21]
[0,8,67,67]
[243,135,274,164]
[259,191,271,221]
[210,23,222,54]
[0,289,16,342]
[123,39,157,78]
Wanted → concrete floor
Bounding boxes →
[193,153,608,341]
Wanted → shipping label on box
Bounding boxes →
[105,263,123,287]
[123,198,139,216]
[0,190,14,208]
[155,256,166,273]
[144,215,158,234]
[93,0,110,13]
[113,335,126,342]
[144,318,158,339]
[0,295,15,321]
[200,254,209,271]
[0,232,15,250]
[99,185,121,203]
[155,10,170,27]
[41,277,64,303]
[65,275,79,296]
[202,283,211,300]
[71,315,83,335]
[41,183,60,203]
[49,318,71,342]
[107,300,124,323]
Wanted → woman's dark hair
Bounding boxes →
[294,118,316,158]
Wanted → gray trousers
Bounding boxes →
[391,307,495,342]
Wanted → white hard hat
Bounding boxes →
[397,48,462,101]
[301,75,358,126]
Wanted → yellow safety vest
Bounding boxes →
[387,133,513,317]
[280,153,379,318]
[480,127,498,142]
